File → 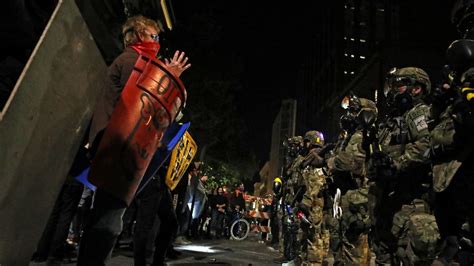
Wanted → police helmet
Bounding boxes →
[304,130,325,147]
[384,67,431,98]
[273,177,283,196]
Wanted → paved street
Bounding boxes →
[30,233,284,265]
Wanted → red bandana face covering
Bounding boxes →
[130,41,161,57]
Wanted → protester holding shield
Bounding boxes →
[78,15,191,265]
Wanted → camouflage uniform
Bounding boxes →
[273,136,304,254]
[286,152,306,205]
[369,67,439,265]
[277,136,311,261]
[430,102,474,264]
[338,188,371,264]
[330,129,366,179]
[328,134,371,265]
[299,130,330,264]
[390,199,439,265]
[326,97,376,265]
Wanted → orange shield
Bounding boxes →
[88,54,186,205]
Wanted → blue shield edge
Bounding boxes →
[134,122,190,195]
[75,167,96,191]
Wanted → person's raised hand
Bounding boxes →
[165,50,191,77]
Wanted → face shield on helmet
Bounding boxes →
[385,67,431,94]
[388,76,416,100]
[341,94,361,114]
[384,67,430,112]
[315,131,324,146]
[340,95,377,131]
[304,130,325,147]
[273,177,283,197]
[341,96,350,110]
[385,79,415,112]
[383,67,398,100]
[340,94,362,132]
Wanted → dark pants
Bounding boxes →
[77,189,128,266]
[34,180,83,259]
[70,187,93,243]
[210,209,226,236]
[134,178,178,266]
[270,199,280,244]
[189,218,200,238]
[434,168,474,263]
[177,207,191,237]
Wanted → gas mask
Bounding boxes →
[339,113,358,132]
[284,137,303,158]
[384,76,416,113]
[340,95,361,132]
[288,143,302,158]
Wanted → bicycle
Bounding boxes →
[229,210,250,240]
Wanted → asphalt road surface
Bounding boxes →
[30,233,286,265]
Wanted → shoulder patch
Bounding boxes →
[413,115,428,132]
[316,168,324,176]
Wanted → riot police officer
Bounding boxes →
[430,39,474,265]
[297,130,330,264]
[369,67,439,265]
[326,95,377,265]
[269,136,304,254]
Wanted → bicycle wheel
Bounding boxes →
[230,218,250,240]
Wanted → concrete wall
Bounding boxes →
[0,0,106,264]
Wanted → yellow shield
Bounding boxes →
[165,131,198,190]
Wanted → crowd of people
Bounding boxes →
[188,182,251,240]
[30,158,255,265]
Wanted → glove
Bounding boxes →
[453,98,474,130]
[293,203,310,217]
[302,149,325,168]
[367,151,396,180]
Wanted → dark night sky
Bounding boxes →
[170,1,316,163]
[0,0,460,166]
[171,1,459,163]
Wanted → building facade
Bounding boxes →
[260,99,297,196]
[293,0,456,141]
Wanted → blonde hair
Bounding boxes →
[122,15,161,47]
